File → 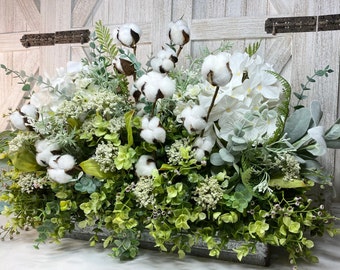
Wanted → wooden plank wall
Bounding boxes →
[0,0,339,200]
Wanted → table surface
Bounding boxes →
[1,208,340,270]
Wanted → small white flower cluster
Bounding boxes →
[17,172,47,193]
[165,138,194,165]
[8,131,38,153]
[275,153,301,181]
[35,139,76,184]
[133,175,156,208]
[192,176,223,210]
[93,141,118,173]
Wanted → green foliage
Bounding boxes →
[95,20,118,60]
[244,41,261,57]
[293,66,334,110]
[0,20,339,268]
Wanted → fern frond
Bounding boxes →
[95,20,118,59]
[266,70,292,143]
[245,41,262,57]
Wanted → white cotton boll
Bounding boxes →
[117,23,141,47]
[48,155,61,169]
[118,28,134,47]
[201,53,232,87]
[141,116,151,129]
[20,104,38,119]
[56,154,76,171]
[180,107,192,119]
[159,76,176,98]
[140,129,155,144]
[9,111,26,130]
[36,151,54,167]
[48,168,73,184]
[143,83,159,102]
[161,59,175,72]
[112,28,121,45]
[148,116,160,129]
[35,139,60,153]
[191,105,207,118]
[150,57,163,72]
[168,19,190,46]
[184,116,206,133]
[153,127,166,143]
[135,155,156,177]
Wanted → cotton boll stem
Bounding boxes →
[206,86,219,123]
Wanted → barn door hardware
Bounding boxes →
[20,29,90,48]
[265,14,340,35]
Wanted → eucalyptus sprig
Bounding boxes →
[293,66,334,110]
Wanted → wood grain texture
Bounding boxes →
[72,0,100,27]
[15,0,41,31]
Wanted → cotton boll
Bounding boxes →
[113,57,135,76]
[48,155,61,169]
[184,115,207,133]
[35,139,60,153]
[48,168,73,184]
[116,23,142,48]
[140,116,166,144]
[9,111,26,130]
[159,76,176,98]
[135,155,157,177]
[140,129,155,144]
[202,52,232,87]
[56,154,76,171]
[148,116,160,129]
[168,19,190,46]
[143,83,160,102]
[36,151,54,167]
[20,104,38,119]
[153,127,166,143]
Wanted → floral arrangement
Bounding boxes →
[0,20,339,268]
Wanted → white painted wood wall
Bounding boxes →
[0,0,340,200]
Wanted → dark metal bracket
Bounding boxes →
[265,14,340,35]
[20,29,90,48]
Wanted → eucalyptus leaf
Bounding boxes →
[284,108,312,143]
[325,123,340,140]
[219,148,235,163]
[210,152,226,166]
[310,100,323,126]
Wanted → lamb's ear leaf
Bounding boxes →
[284,108,312,143]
